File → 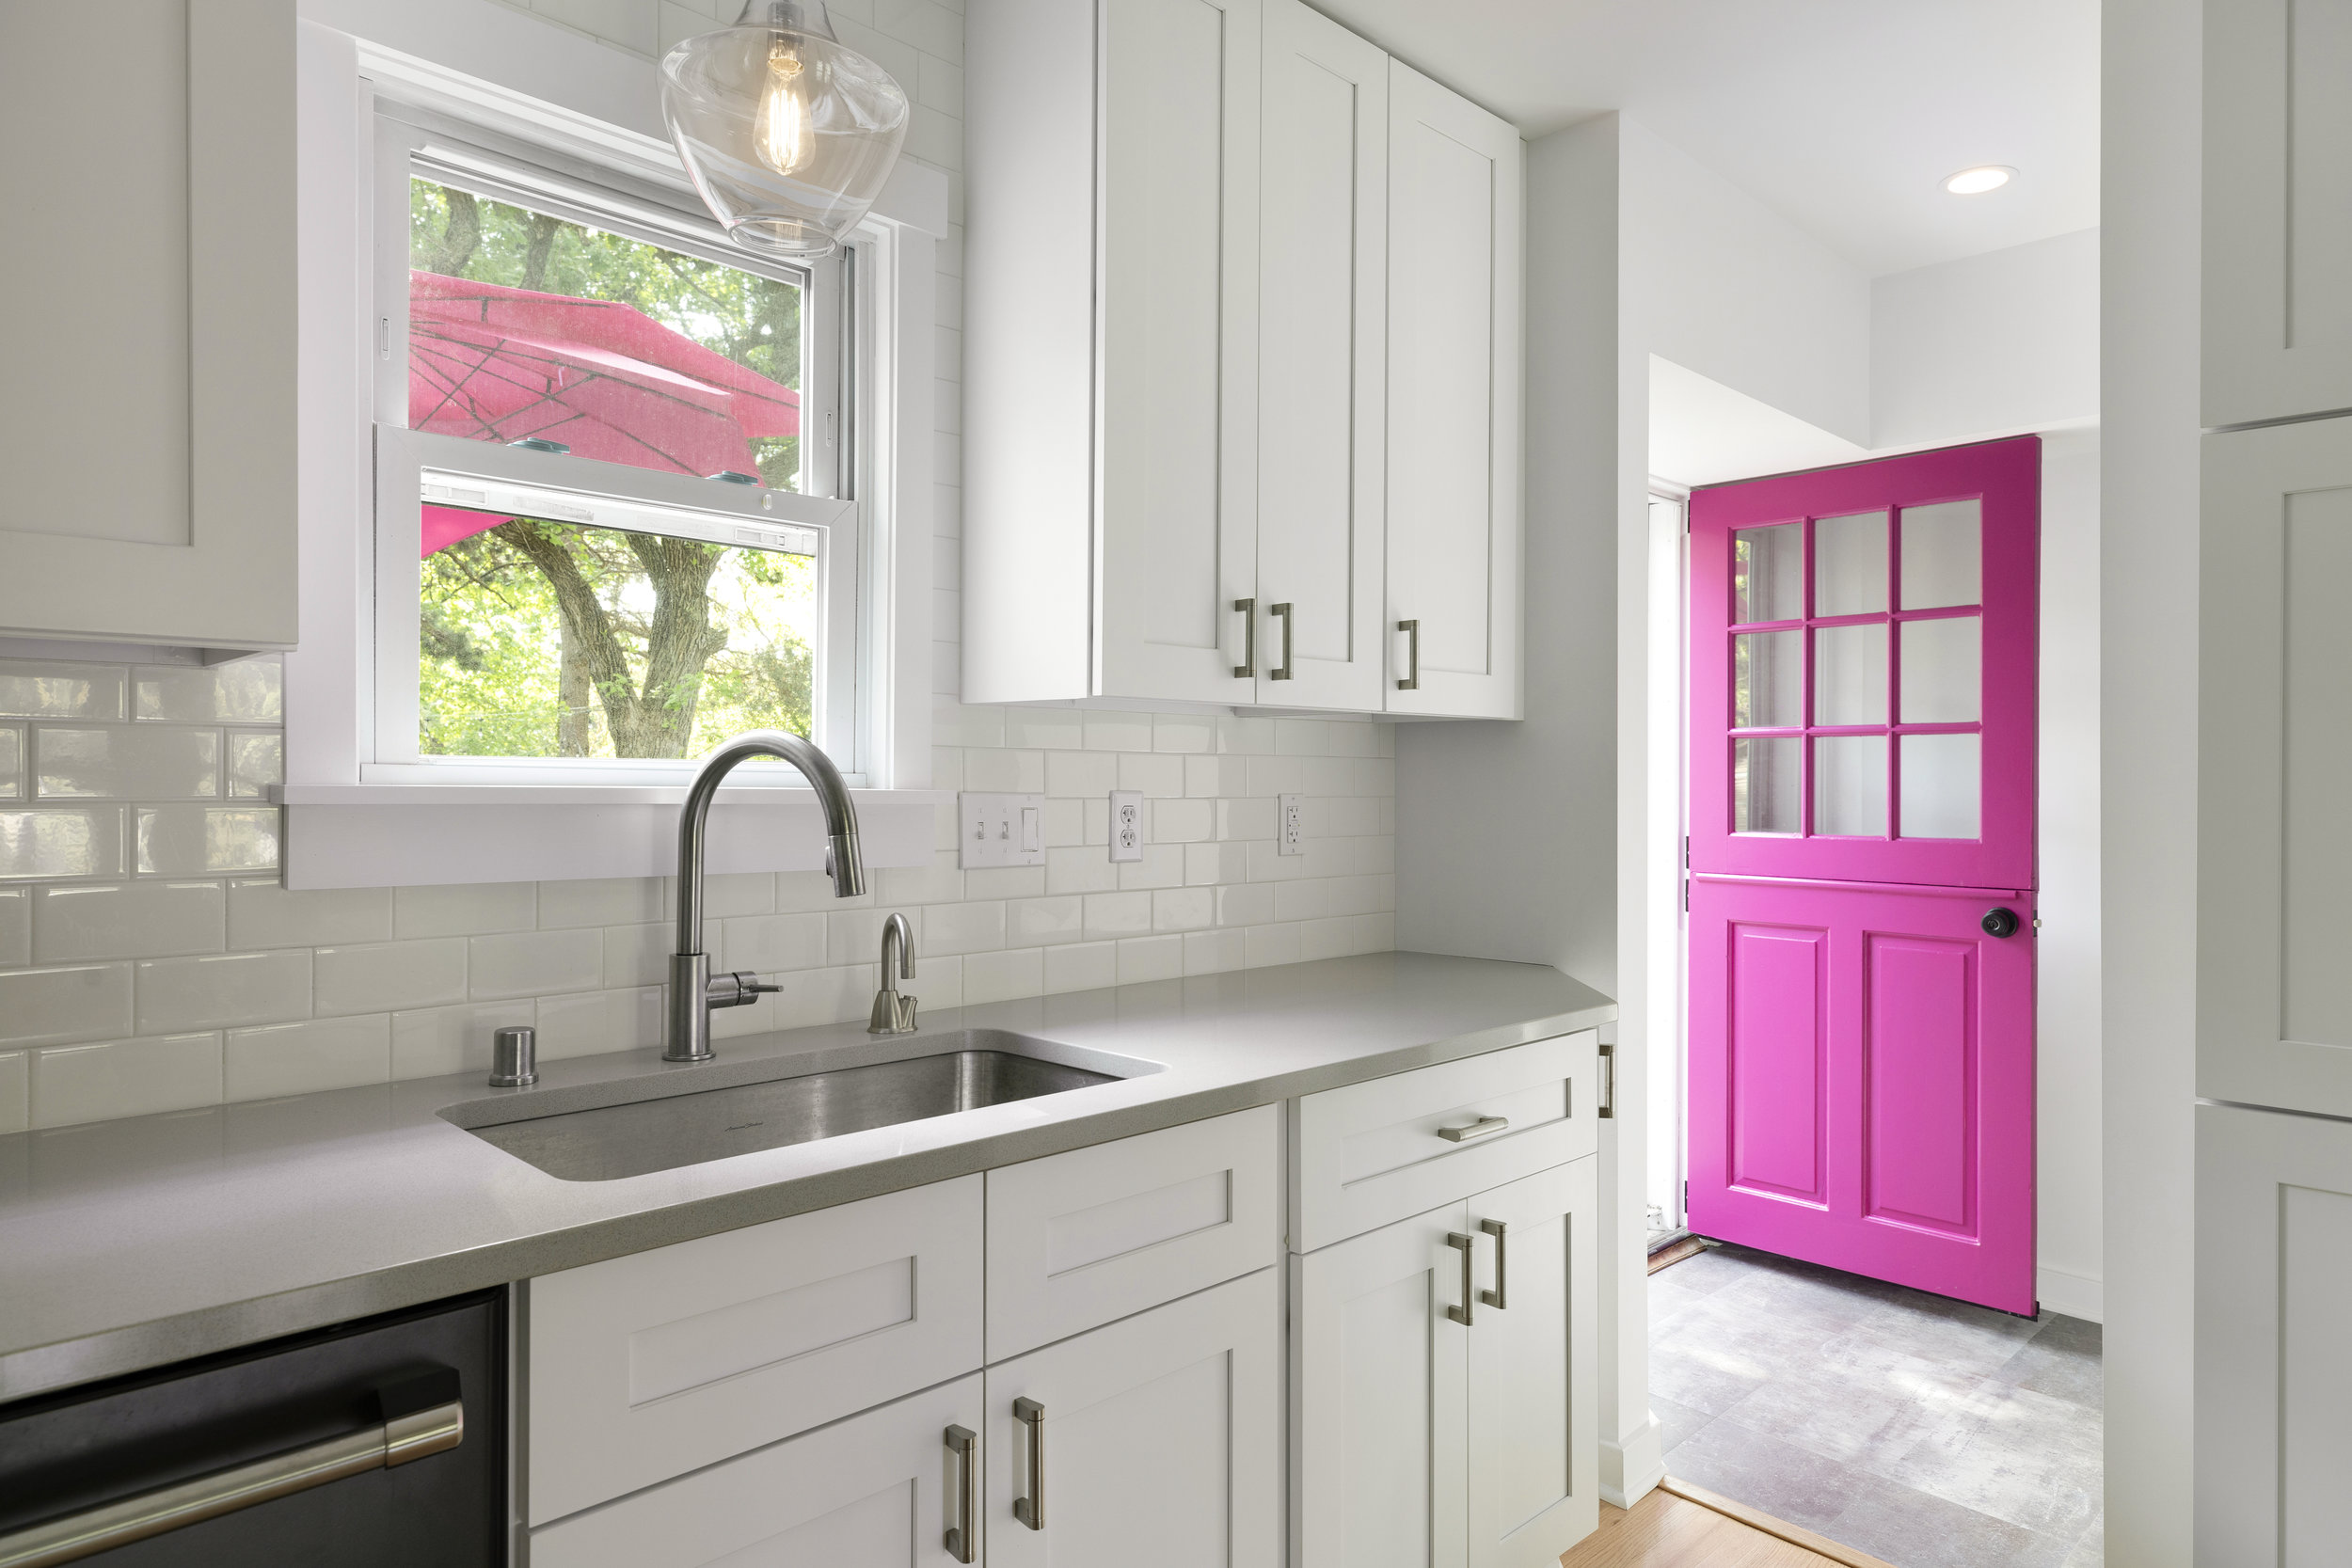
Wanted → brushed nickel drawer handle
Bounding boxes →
[1397,618,1420,689]
[944,1424,977,1562]
[0,1385,462,1568]
[1013,1397,1046,1530]
[1233,597,1256,678]
[1447,1231,1476,1326]
[1438,1115,1509,1143]
[1269,602,1295,680]
[1479,1217,1509,1310]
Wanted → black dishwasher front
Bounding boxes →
[0,1289,504,1566]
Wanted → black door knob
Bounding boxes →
[1981,907,2020,938]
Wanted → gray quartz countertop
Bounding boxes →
[0,952,1613,1402]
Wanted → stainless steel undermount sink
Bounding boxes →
[442,1029,1153,1181]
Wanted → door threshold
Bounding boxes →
[1659,1477,1899,1568]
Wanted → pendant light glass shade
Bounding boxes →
[660,1,911,259]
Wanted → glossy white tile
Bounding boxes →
[1152,886,1214,932]
[1083,889,1151,941]
[135,806,278,876]
[720,911,826,973]
[0,662,126,721]
[534,987,663,1058]
[961,946,1043,1005]
[0,807,126,879]
[1183,927,1248,975]
[1245,922,1304,969]
[134,659,282,723]
[390,1000,533,1081]
[135,951,311,1033]
[1007,895,1082,947]
[0,963,134,1046]
[1118,752,1184,798]
[922,899,1005,955]
[394,882,536,938]
[1151,798,1214,843]
[1044,750,1117,799]
[0,887,27,966]
[226,731,282,799]
[0,723,20,799]
[227,880,393,949]
[32,1033,221,1128]
[1116,933,1184,984]
[34,726,220,799]
[468,928,601,1001]
[536,877,664,929]
[0,1051,25,1133]
[1043,940,1117,995]
[34,881,225,962]
[1084,712,1153,752]
[1152,712,1216,753]
[224,1016,391,1101]
[313,940,464,1017]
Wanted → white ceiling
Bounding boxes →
[1312,0,2099,277]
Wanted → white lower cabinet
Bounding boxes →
[1293,1157,1597,1568]
[531,1374,984,1568]
[985,1266,1284,1568]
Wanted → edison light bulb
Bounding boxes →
[754,40,812,174]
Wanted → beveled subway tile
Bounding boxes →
[1006,895,1082,947]
[135,806,278,876]
[225,732,282,799]
[32,1033,222,1129]
[535,987,663,1059]
[922,899,1005,955]
[468,928,601,1001]
[134,658,282,722]
[1115,934,1183,984]
[394,881,536,938]
[0,806,126,879]
[0,662,126,721]
[536,877,664,929]
[227,880,392,950]
[1182,927,1246,975]
[0,723,20,799]
[1042,940,1117,995]
[390,1000,533,1081]
[314,940,463,1017]
[0,964,134,1047]
[0,1051,24,1133]
[0,887,27,966]
[135,951,311,1033]
[33,881,224,962]
[224,1015,390,1101]
[961,946,1044,1006]
[34,726,220,799]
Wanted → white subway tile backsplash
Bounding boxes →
[135,951,311,1033]
[390,1000,534,1081]
[961,946,1041,1005]
[1152,886,1213,932]
[1183,927,1247,976]
[33,1033,221,1128]
[34,881,224,962]
[878,851,962,906]
[962,746,1042,792]
[228,881,393,950]
[537,877,666,929]
[1118,752,1184,799]
[1116,843,1184,892]
[1152,712,1216,754]
[0,963,134,1046]
[226,731,282,799]
[1214,881,1274,928]
[923,899,1005,955]
[1006,895,1082,947]
[1005,707,1085,750]
[34,726,220,799]
[135,806,278,876]
[1044,941,1117,995]
[961,864,1043,900]
[0,1051,24,1133]
[1185,841,1248,887]
[601,922,675,990]
[0,887,27,966]
[1184,754,1247,798]
[134,660,282,723]
[700,872,776,918]
[395,882,537,938]
[1084,713,1152,753]
[1246,922,1304,969]
[469,928,601,1001]
[1275,719,1329,756]
[767,963,870,1030]
[898,952,962,1011]
[1116,934,1184,984]
[1044,844,1117,895]
[722,911,826,973]
[0,807,125,879]
[0,724,20,799]
[535,987,663,1059]
[225,1016,391,1101]
[0,663,126,721]
[1083,890,1151,941]
[314,941,463,1017]
[1151,798,1214,844]
[1044,750,1117,799]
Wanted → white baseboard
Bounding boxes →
[1601,1415,1666,1509]
[2037,1264,2104,1323]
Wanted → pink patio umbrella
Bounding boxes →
[408,271,801,558]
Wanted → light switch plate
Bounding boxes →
[1109,790,1145,863]
[959,792,1046,868]
[1279,793,1305,856]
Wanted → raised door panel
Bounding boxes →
[2204,0,2352,425]
[986,1267,1282,1568]
[1466,1157,1597,1568]
[1384,62,1523,720]
[0,0,296,648]
[1292,1203,1470,1568]
[525,1175,983,1525]
[2195,1103,2352,1563]
[1253,0,1385,711]
[2200,420,2352,1117]
[530,1375,983,1568]
[985,1104,1280,1360]
[1097,0,1261,704]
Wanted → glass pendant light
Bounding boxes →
[661,1,911,259]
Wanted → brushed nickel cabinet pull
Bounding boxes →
[1269,602,1295,680]
[1233,597,1256,678]
[1438,1115,1509,1143]
[1013,1397,1046,1530]
[1479,1218,1509,1310]
[944,1424,977,1562]
[1597,1042,1615,1118]
[1447,1232,1476,1326]
[1397,618,1420,689]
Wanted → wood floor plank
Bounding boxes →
[1560,1486,1858,1568]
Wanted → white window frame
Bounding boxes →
[281,8,946,889]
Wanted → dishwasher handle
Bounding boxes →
[0,1370,465,1568]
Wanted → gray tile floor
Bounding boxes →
[1650,1243,2103,1568]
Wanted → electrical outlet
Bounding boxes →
[1279,793,1305,855]
[959,792,1045,868]
[1109,790,1146,863]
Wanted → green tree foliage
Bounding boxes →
[410,179,818,760]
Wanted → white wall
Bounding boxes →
[1873,228,2102,451]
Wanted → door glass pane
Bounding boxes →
[1734,736,1801,833]
[1901,733,1981,838]
[1815,624,1886,725]
[1734,630,1804,728]
[1734,524,1804,623]
[1899,615,1981,723]
[1901,500,1981,608]
[1815,735,1887,836]
[1814,511,1888,616]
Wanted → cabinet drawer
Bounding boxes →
[986,1104,1280,1361]
[1290,1034,1597,1252]
[525,1175,983,1525]
[532,1374,983,1568]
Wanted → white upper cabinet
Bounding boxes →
[1384,62,1523,720]
[0,0,297,653]
[966,0,1523,718]
[2204,0,2352,426]
[1253,0,1387,710]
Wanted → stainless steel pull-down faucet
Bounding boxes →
[667,730,866,1064]
[868,911,917,1034]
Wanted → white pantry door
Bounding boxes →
[985,1267,1281,1568]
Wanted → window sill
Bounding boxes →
[273,785,948,891]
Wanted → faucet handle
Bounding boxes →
[706,971,780,1008]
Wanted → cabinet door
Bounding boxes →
[2204,0,2352,426]
[1465,1159,1597,1568]
[2199,419,2352,1118]
[1096,0,1262,704]
[986,1266,1282,1568]
[1253,0,1386,710]
[1293,1202,1470,1568]
[531,1375,983,1568]
[0,0,296,650]
[2196,1103,2352,1564]
[1384,61,1522,720]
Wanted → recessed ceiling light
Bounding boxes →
[1942,165,2015,196]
